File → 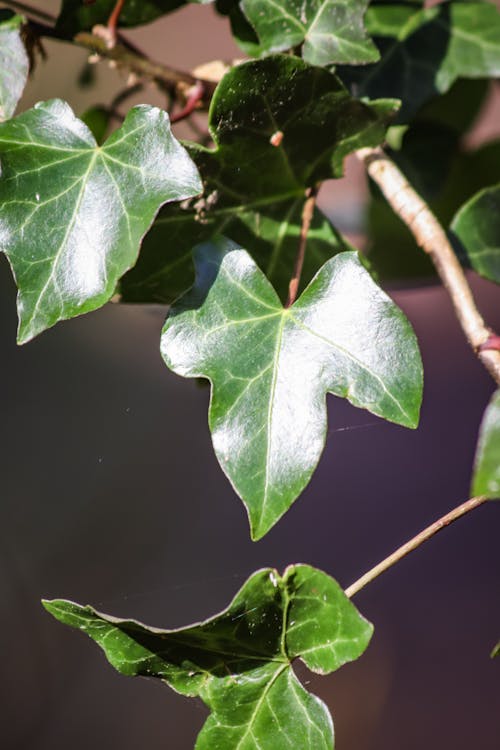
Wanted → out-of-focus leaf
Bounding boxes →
[0,100,201,343]
[44,564,373,749]
[472,389,500,499]
[492,641,500,658]
[0,12,29,122]
[56,0,186,33]
[161,238,422,538]
[121,55,398,304]
[341,2,500,121]
[80,105,111,144]
[240,0,379,65]
[451,184,500,285]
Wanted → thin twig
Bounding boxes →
[357,147,500,385]
[286,187,317,307]
[26,21,217,105]
[345,495,487,598]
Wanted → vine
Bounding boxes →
[0,0,499,747]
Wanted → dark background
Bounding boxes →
[0,3,499,748]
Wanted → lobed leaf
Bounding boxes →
[0,12,29,122]
[340,1,500,122]
[240,0,379,66]
[0,100,202,343]
[43,563,373,749]
[121,55,398,305]
[472,389,500,499]
[451,184,500,286]
[161,238,423,538]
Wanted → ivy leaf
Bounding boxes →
[240,0,379,65]
[492,641,500,658]
[43,564,373,749]
[120,56,398,305]
[161,238,422,539]
[472,389,500,499]
[340,2,500,121]
[120,199,353,304]
[0,100,202,343]
[451,184,500,286]
[0,12,29,122]
[56,0,186,33]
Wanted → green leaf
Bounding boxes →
[0,100,202,343]
[0,13,29,122]
[451,184,500,285]
[492,641,500,658]
[341,2,500,121]
[472,389,500,499]
[240,0,379,65]
[43,563,373,749]
[161,238,423,539]
[80,105,111,144]
[56,0,186,33]
[121,56,398,305]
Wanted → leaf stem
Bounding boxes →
[357,147,500,385]
[345,495,488,598]
[107,0,125,45]
[286,187,317,307]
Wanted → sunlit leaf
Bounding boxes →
[121,55,398,305]
[240,0,379,65]
[161,238,422,538]
[0,12,29,122]
[0,100,202,343]
[472,389,500,499]
[451,184,500,286]
[43,564,373,749]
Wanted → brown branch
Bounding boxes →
[286,187,317,307]
[357,147,500,385]
[345,495,488,598]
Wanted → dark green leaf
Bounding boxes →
[451,184,500,285]
[80,105,111,144]
[240,0,379,65]
[341,2,500,122]
[0,100,202,343]
[472,389,500,499]
[43,563,373,749]
[161,238,422,538]
[492,641,500,658]
[216,0,265,57]
[0,13,29,122]
[121,56,398,304]
[56,0,186,34]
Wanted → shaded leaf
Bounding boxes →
[43,563,373,749]
[451,184,500,285]
[80,105,111,144]
[240,0,379,65]
[121,55,398,304]
[0,100,202,343]
[161,238,423,538]
[56,0,186,34]
[0,12,29,122]
[492,641,500,658]
[340,2,500,122]
[472,389,500,499]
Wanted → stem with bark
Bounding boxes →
[345,495,488,598]
[357,147,500,385]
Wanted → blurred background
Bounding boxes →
[0,2,499,748]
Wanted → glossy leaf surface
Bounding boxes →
[161,238,423,538]
[121,56,397,304]
[0,100,201,343]
[240,0,379,65]
[472,389,500,499]
[44,564,373,749]
[0,13,29,122]
[451,184,500,285]
[342,2,500,121]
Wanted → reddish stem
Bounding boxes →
[286,187,317,308]
[170,81,205,123]
[479,334,500,352]
[107,0,125,43]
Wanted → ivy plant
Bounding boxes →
[0,0,499,747]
